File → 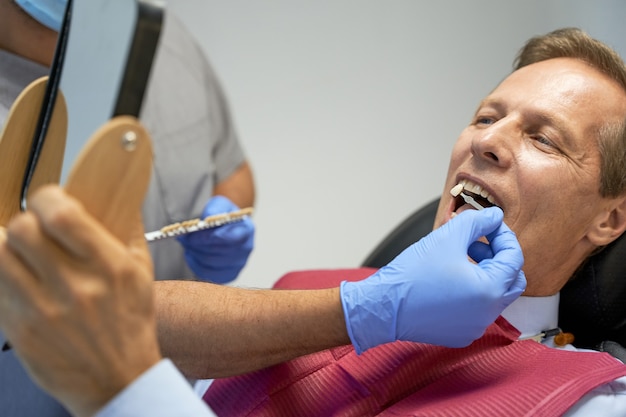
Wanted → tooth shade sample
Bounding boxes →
[450,183,464,197]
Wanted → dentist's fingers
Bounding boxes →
[460,207,505,248]
[468,240,493,263]
[480,221,526,297]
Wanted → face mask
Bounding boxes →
[14,0,68,32]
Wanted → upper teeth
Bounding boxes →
[450,180,496,205]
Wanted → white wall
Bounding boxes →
[166,0,626,289]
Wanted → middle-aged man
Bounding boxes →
[200,27,626,416]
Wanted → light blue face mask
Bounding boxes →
[15,0,68,32]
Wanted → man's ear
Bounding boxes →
[587,196,626,246]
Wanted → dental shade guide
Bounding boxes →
[450,183,485,210]
[144,207,254,242]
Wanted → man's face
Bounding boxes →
[434,57,626,296]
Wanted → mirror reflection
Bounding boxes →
[0,0,162,211]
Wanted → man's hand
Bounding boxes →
[341,207,526,353]
[0,186,161,417]
[178,195,254,283]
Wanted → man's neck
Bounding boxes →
[0,0,56,67]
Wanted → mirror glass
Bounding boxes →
[19,0,163,203]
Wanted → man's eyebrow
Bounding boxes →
[473,97,505,115]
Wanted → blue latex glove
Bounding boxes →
[341,207,526,353]
[177,196,254,283]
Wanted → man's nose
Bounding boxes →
[470,119,517,168]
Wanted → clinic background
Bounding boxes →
[162,0,626,289]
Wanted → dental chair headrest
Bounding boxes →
[559,233,626,349]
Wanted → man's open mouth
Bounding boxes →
[450,179,499,212]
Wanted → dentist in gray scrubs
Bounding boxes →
[1,0,254,414]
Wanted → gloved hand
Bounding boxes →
[177,196,254,283]
[341,207,526,353]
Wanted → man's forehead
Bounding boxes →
[482,58,626,130]
[506,58,626,104]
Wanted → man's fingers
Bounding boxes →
[27,186,133,263]
[4,211,66,286]
[26,186,98,259]
[10,186,145,291]
[0,231,45,330]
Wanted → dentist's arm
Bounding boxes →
[177,162,256,284]
[157,207,526,377]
